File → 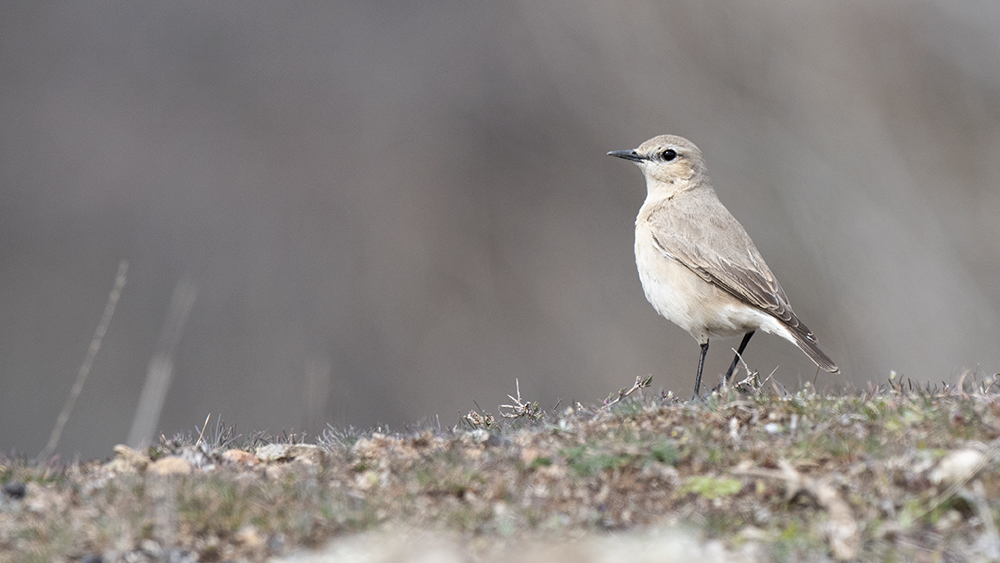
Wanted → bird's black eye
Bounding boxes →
[660,149,677,161]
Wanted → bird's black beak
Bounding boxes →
[607,149,645,162]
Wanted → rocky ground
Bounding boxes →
[3,374,1000,562]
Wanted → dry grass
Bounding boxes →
[4,373,1000,562]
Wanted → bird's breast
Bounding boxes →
[634,219,769,342]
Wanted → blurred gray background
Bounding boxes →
[2,2,998,460]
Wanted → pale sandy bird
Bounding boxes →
[609,135,838,397]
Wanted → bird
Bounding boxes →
[608,135,838,398]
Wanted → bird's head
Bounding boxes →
[608,135,707,192]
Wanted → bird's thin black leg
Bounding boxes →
[723,331,755,384]
[693,340,710,399]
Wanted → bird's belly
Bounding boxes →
[635,237,768,342]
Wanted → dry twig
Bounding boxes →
[732,459,860,560]
[603,375,653,409]
[499,379,541,420]
[41,259,128,460]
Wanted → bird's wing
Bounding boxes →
[645,190,798,326]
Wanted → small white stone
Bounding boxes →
[930,448,985,485]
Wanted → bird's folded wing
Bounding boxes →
[646,194,800,328]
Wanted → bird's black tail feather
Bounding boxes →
[785,321,839,373]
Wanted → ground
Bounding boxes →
[3,373,1000,562]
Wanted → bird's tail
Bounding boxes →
[784,321,839,373]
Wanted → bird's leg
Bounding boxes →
[723,331,755,384]
[693,340,710,399]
